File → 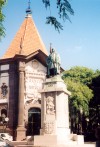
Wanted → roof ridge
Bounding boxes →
[19,18,28,55]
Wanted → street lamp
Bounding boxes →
[86,117,89,133]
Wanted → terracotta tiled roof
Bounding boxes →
[2,14,48,59]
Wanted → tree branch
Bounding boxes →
[46,16,63,32]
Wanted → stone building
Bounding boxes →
[0,7,49,140]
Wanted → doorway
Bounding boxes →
[27,108,41,136]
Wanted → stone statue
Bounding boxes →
[46,48,61,77]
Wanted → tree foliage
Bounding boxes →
[89,71,100,126]
[67,79,93,115]
[42,0,74,32]
[63,66,94,115]
[63,66,100,136]
[63,66,95,85]
[0,0,6,39]
[0,0,74,39]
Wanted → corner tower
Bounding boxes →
[0,1,48,141]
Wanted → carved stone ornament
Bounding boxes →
[1,83,8,99]
[32,60,39,69]
[24,61,46,107]
[46,96,55,115]
[25,94,41,105]
[19,61,25,71]
[0,105,7,110]
[25,75,43,105]
[44,121,54,134]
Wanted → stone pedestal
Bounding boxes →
[34,75,71,145]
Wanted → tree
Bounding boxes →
[63,66,94,134]
[66,79,93,114]
[89,71,100,128]
[63,66,94,115]
[63,66,95,85]
[42,0,74,32]
[0,0,6,39]
[0,0,74,39]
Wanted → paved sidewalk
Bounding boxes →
[13,142,96,147]
[3,140,96,147]
[64,143,95,147]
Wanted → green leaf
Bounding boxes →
[42,0,50,9]
[46,16,63,32]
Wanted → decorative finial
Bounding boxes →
[26,0,32,15]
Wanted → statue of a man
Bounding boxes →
[46,48,61,77]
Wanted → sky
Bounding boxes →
[0,0,100,71]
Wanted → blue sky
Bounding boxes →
[0,0,100,70]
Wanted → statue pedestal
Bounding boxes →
[34,75,71,145]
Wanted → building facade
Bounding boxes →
[0,10,48,140]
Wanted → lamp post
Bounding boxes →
[86,117,89,134]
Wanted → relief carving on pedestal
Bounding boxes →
[46,96,55,115]
[44,121,54,134]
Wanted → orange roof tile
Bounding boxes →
[2,14,48,59]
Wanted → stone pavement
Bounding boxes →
[13,144,96,147]
[0,140,96,147]
[3,139,96,147]
[9,142,96,147]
